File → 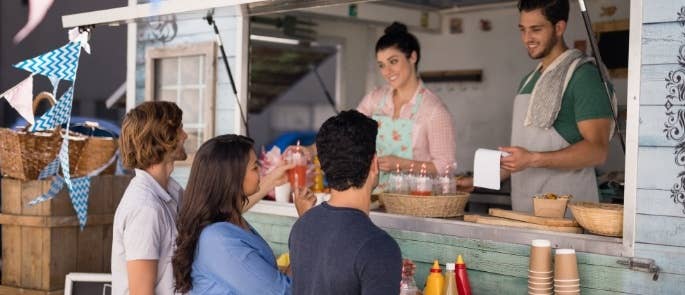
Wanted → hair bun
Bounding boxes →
[384,22,408,35]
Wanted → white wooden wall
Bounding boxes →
[135,7,241,186]
[634,0,685,279]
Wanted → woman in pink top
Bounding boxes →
[357,22,456,190]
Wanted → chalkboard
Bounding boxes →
[64,273,112,295]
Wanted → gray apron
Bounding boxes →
[510,73,600,216]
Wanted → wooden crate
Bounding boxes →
[0,175,132,294]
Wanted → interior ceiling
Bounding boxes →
[248,41,335,114]
[387,0,515,10]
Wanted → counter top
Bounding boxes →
[248,201,624,256]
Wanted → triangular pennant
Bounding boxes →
[48,76,60,97]
[14,42,81,81]
[30,86,74,132]
[1,75,35,125]
[38,157,60,179]
[28,176,64,206]
[69,176,91,229]
[58,136,71,187]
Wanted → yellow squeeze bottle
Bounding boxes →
[424,260,444,295]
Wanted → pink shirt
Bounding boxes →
[357,84,457,172]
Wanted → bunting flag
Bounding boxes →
[0,75,35,125]
[30,86,74,132]
[28,176,64,206]
[58,135,71,187]
[38,157,60,180]
[14,42,81,81]
[48,76,60,97]
[69,176,91,229]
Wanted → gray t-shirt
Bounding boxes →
[289,202,403,295]
[111,169,183,295]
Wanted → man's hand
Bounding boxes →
[499,146,537,172]
[293,187,316,216]
[456,176,475,193]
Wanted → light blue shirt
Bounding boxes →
[191,222,292,295]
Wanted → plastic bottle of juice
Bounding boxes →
[443,263,457,295]
[423,260,444,295]
[455,255,472,295]
[287,141,307,189]
[311,155,324,192]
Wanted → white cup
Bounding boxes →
[274,183,292,203]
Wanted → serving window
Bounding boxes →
[244,0,635,257]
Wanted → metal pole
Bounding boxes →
[205,10,249,136]
[577,0,626,153]
[309,64,339,114]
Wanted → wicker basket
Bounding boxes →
[569,202,623,237]
[71,123,118,177]
[379,193,470,218]
[0,93,62,180]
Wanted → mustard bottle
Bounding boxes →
[311,155,324,192]
[424,260,444,295]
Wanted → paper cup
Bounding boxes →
[529,286,553,291]
[530,240,553,272]
[555,285,580,291]
[274,183,292,203]
[554,249,579,280]
[554,291,580,294]
[529,276,553,283]
[528,281,553,286]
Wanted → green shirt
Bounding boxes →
[518,63,613,144]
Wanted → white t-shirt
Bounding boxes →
[111,169,183,295]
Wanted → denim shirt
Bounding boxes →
[191,221,292,295]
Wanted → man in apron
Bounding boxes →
[498,0,616,215]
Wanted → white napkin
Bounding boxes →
[473,148,509,190]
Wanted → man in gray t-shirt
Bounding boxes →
[289,110,403,295]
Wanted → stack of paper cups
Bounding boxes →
[554,249,580,295]
[528,239,553,295]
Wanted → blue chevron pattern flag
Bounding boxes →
[69,176,91,229]
[58,136,71,187]
[29,176,64,206]
[29,86,74,132]
[38,158,60,179]
[14,42,81,81]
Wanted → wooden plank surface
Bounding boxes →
[0,285,63,295]
[488,208,578,227]
[20,227,43,289]
[644,0,685,24]
[635,242,685,275]
[636,214,685,247]
[636,147,682,190]
[642,22,684,65]
[0,214,114,227]
[1,178,22,214]
[76,225,104,273]
[462,215,583,233]
[636,189,685,218]
[640,64,678,106]
[19,181,44,216]
[1,225,21,287]
[639,105,680,147]
[50,227,77,291]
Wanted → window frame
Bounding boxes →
[144,41,217,165]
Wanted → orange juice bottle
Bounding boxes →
[287,141,307,189]
[423,260,444,295]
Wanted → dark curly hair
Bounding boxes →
[518,0,569,25]
[120,101,183,169]
[375,22,421,71]
[172,134,254,293]
[316,110,377,191]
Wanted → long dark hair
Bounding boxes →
[375,22,421,71]
[172,134,255,293]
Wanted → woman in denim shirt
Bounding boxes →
[172,135,314,295]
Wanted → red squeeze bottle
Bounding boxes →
[455,255,472,295]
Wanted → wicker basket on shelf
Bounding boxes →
[379,193,470,218]
[569,202,623,237]
[0,92,62,180]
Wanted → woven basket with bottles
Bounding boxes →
[379,193,470,218]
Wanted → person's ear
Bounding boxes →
[555,20,567,38]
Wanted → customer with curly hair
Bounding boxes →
[112,101,187,295]
[289,110,403,295]
[172,134,315,295]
